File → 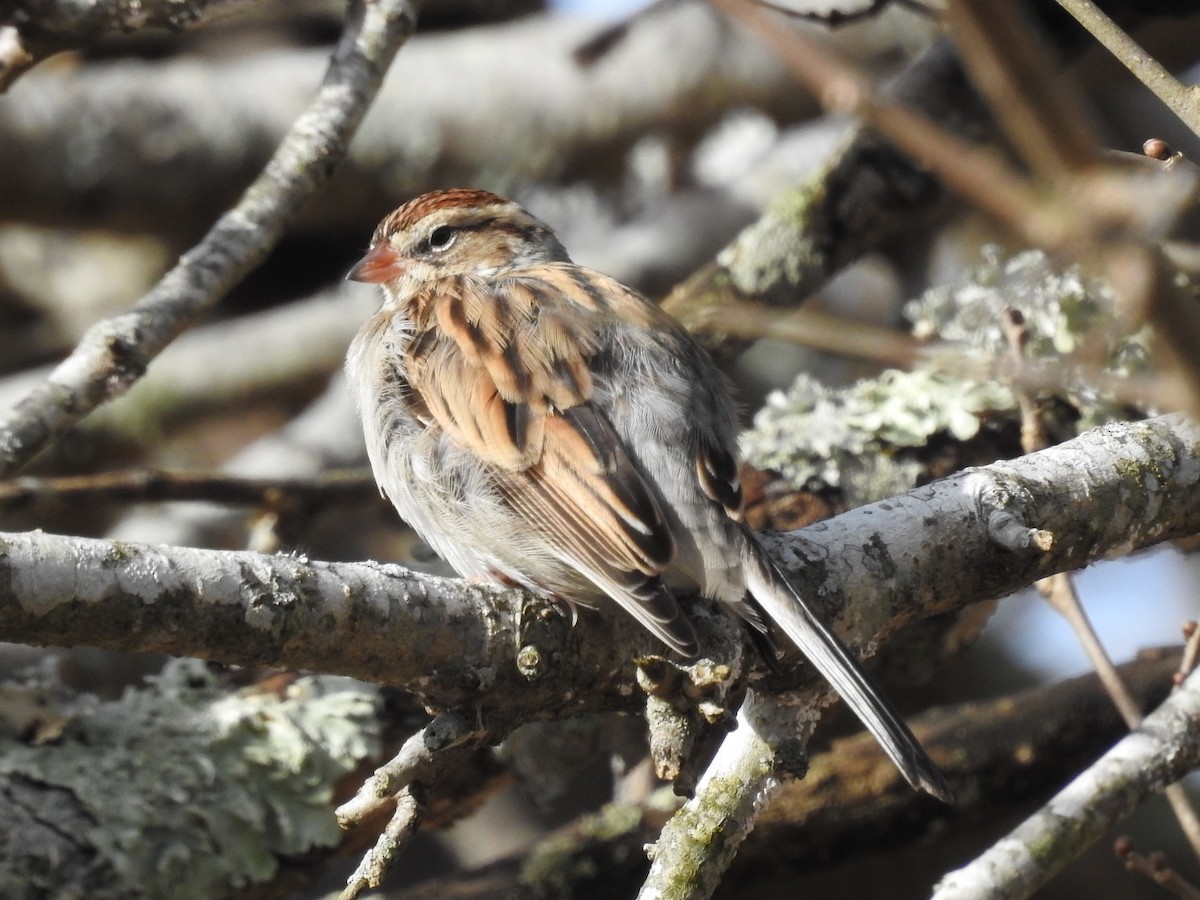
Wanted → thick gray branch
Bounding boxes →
[1,414,1198,721]
[0,0,418,476]
[631,393,1200,898]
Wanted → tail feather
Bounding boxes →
[740,537,952,803]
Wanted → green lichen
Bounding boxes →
[743,247,1157,501]
[743,368,1016,500]
[0,659,382,899]
[720,179,829,299]
[518,802,646,898]
[905,246,1153,427]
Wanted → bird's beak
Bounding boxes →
[347,243,406,283]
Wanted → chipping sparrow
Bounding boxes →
[346,189,949,801]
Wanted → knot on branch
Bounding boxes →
[964,471,1056,552]
[639,650,747,793]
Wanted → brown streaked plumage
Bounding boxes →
[346,189,951,803]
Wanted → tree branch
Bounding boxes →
[933,664,1200,900]
[0,0,256,91]
[356,650,1186,898]
[0,0,418,476]
[2,414,1198,721]
[639,691,814,900]
[661,1,1200,365]
[1055,0,1200,141]
[0,4,940,239]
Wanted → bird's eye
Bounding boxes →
[427,226,455,252]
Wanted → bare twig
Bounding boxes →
[943,0,1100,179]
[933,665,1200,900]
[0,0,418,477]
[1180,621,1200,684]
[104,373,370,547]
[715,0,1200,413]
[947,1,1200,415]
[1055,0,1200,142]
[0,467,377,514]
[337,712,480,828]
[1005,305,1200,865]
[1115,837,1200,900]
[339,785,426,900]
[707,301,924,369]
[710,0,1054,242]
[999,308,1048,453]
[1039,574,1200,863]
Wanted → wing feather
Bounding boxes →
[405,268,696,654]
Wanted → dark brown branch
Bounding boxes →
[934,663,1200,898]
[366,650,1185,898]
[0,467,378,514]
[746,648,1185,867]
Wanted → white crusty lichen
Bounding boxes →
[743,368,1016,501]
[906,246,1152,396]
[742,247,1155,503]
[0,659,383,899]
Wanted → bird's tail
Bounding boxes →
[740,536,952,803]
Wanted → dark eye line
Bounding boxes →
[421,216,503,254]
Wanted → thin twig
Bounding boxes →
[0,0,417,477]
[337,711,480,828]
[1179,622,1200,685]
[708,301,925,369]
[934,666,1200,900]
[709,0,1059,245]
[0,468,377,513]
[339,785,426,900]
[1055,0,1200,142]
[943,0,1100,179]
[716,0,1200,414]
[1115,837,1200,900]
[1008,307,1200,865]
[999,308,1049,454]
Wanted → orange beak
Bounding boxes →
[347,243,406,283]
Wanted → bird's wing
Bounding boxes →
[403,270,698,655]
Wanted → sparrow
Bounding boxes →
[346,188,950,801]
